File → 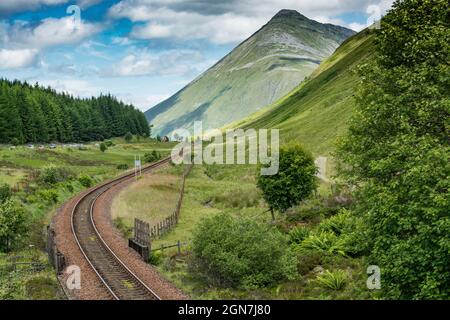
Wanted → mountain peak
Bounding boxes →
[271,9,307,20]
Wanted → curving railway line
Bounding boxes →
[70,158,170,300]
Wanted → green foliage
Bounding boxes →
[204,164,219,180]
[0,184,12,204]
[212,188,260,209]
[99,142,107,152]
[104,140,115,147]
[257,142,317,213]
[40,166,72,185]
[0,80,149,144]
[10,138,20,146]
[38,189,59,204]
[192,213,297,288]
[116,164,129,170]
[113,217,132,239]
[25,276,58,300]
[148,251,163,266]
[288,226,310,245]
[144,150,161,163]
[78,175,94,188]
[337,0,450,299]
[124,132,133,143]
[316,270,348,290]
[296,231,346,257]
[0,199,28,252]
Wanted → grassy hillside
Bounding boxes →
[232,29,375,156]
[146,10,354,136]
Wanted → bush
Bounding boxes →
[99,143,107,152]
[288,226,310,245]
[40,166,72,185]
[192,213,297,288]
[0,199,28,252]
[78,175,94,188]
[124,132,133,143]
[144,150,161,163]
[316,270,348,290]
[296,231,347,257]
[148,251,163,266]
[104,140,114,147]
[38,189,59,204]
[0,184,12,204]
[257,143,317,218]
[10,138,20,146]
[116,164,129,170]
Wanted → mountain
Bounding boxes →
[231,29,375,156]
[145,9,355,136]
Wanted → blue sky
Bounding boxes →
[0,0,394,111]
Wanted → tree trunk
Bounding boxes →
[270,208,275,223]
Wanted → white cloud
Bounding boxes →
[0,0,68,15]
[109,0,395,44]
[77,0,102,9]
[101,49,206,77]
[5,16,102,49]
[0,48,39,69]
[0,16,102,69]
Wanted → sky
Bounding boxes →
[0,0,394,112]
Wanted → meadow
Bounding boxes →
[0,138,175,299]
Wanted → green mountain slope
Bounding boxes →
[145,9,354,136]
[232,29,375,155]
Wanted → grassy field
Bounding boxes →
[0,138,176,300]
[129,162,373,300]
[112,165,185,229]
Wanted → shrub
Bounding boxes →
[288,226,310,245]
[99,143,107,152]
[257,143,317,219]
[0,184,12,204]
[192,213,297,288]
[318,209,353,236]
[148,251,163,266]
[116,164,129,170]
[296,232,347,257]
[10,138,20,146]
[65,183,74,193]
[316,270,348,290]
[78,175,94,188]
[40,166,72,185]
[38,189,59,204]
[144,150,161,163]
[104,140,114,147]
[0,199,28,252]
[124,132,133,143]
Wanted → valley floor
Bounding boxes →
[113,163,379,300]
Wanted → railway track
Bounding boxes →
[71,158,170,300]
